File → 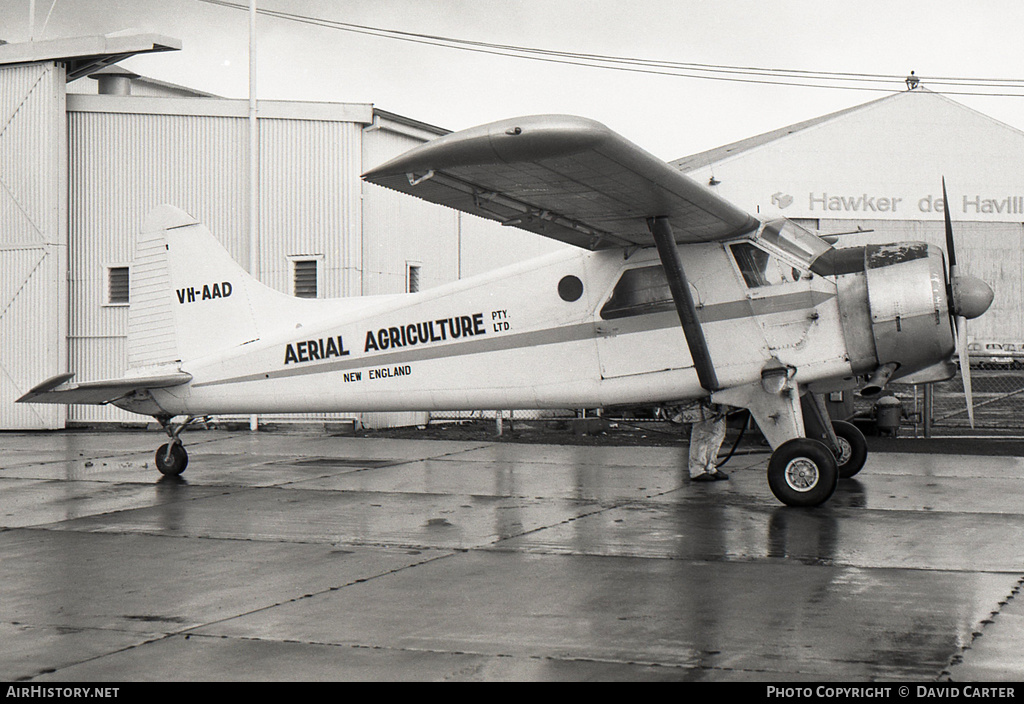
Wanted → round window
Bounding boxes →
[558,275,584,302]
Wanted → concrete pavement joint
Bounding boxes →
[162,631,710,674]
[938,574,1024,681]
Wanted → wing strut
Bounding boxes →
[648,216,719,392]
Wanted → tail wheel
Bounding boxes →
[831,420,868,478]
[767,438,838,507]
[155,443,188,476]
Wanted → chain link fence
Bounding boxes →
[428,409,576,422]
[855,366,1024,434]
[429,363,1024,437]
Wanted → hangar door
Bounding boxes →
[0,63,68,429]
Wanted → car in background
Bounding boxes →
[967,341,1020,368]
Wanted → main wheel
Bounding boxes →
[767,438,838,507]
[155,443,188,476]
[831,420,867,478]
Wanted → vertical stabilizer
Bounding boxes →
[129,205,325,368]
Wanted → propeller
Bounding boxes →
[941,178,994,428]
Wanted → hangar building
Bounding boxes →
[0,34,553,430]
[1,36,1022,431]
[673,86,1024,346]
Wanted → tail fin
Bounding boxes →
[129,205,321,367]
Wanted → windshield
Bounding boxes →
[759,218,831,265]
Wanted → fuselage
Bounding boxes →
[123,225,956,419]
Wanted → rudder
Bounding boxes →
[128,206,190,368]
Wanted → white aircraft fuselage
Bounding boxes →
[121,220,950,425]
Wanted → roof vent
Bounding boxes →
[89,65,139,95]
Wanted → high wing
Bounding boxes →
[17,372,192,406]
[362,114,760,250]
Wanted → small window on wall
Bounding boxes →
[107,266,130,305]
[406,262,422,293]
[292,258,319,298]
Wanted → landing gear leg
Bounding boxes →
[800,392,868,478]
[154,416,205,477]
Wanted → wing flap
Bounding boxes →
[17,372,192,406]
[362,115,760,250]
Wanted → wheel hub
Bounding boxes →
[784,457,820,492]
[835,437,852,466]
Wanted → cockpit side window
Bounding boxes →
[599,266,673,320]
[730,242,802,288]
[731,242,771,287]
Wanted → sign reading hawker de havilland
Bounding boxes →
[803,191,1024,216]
[754,187,1024,221]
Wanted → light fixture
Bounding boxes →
[760,358,794,394]
[905,71,920,90]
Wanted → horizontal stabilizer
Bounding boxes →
[17,372,192,406]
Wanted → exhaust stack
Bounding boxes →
[860,362,898,397]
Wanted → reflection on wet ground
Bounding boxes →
[0,430,1021,681]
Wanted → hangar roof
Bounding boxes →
[0,32,180,81]
[670,91,903,173]
[668,87,1024,225]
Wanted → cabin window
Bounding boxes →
[106,266,130,305]
[599,266,673,320]
[292,258,319,298]
[730,242,802,288]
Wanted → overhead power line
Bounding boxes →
[198,0,1024,97]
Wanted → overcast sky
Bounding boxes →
[5,0,1024,160]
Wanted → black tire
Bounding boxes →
[155,443,188,476]
[832,420,868,479]
[767,438,838,507]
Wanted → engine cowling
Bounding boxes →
[863,242,956,381]
[828,242,958,385]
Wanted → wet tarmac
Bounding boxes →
[1,429,1022,682]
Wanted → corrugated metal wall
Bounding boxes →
[250,117,365,424]
[0,63,67,429]
[68,107,250,423]
[361,127,460,295]
[64,97,452,428]
[358,125,465,429]
[259,118,363,298]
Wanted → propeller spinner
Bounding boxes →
[941,178,995,427]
